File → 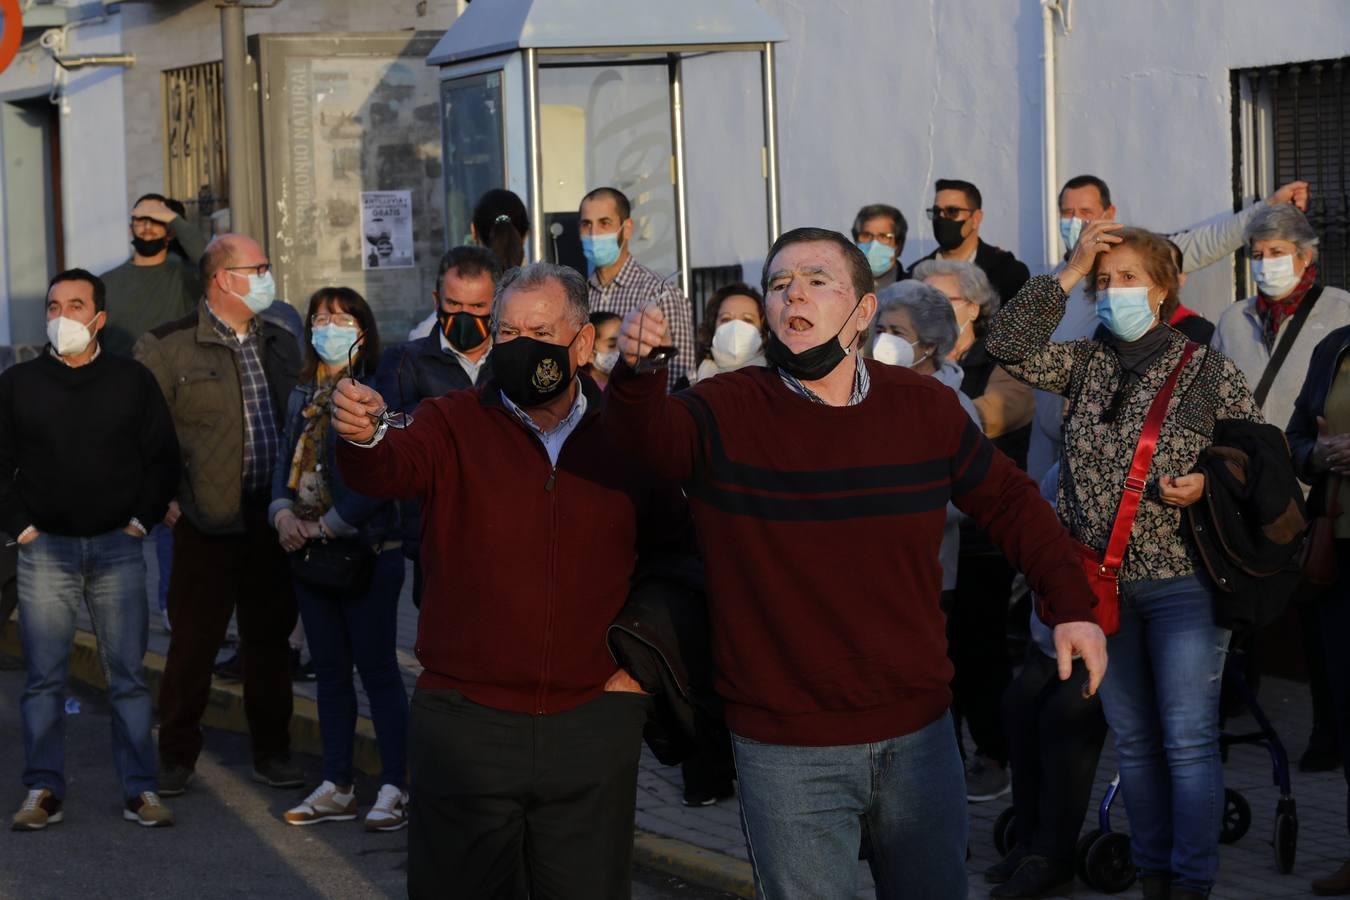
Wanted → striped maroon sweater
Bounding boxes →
[604,361,1094,746]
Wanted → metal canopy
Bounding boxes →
[427,0,786,66]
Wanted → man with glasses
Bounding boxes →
[910,179,1031,304]
[851,203,909,290]
[134,234,303,797]
[100,194,211,358]
[374,245,502,608]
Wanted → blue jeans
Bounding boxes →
[1097,572,1230,892]
[153,525,174,613]
[731,713,968,900]
[17,530,157,801]
[294,547,408,788]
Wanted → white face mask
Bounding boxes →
[47,315,96,357]
[1251,254,1301,299]
[711,319,763,370]
[592,349,620,374]
[873,332,922,368]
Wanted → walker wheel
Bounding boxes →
[1274,798,1298,874]
[1084,831,1137,893]
[1219,788,1251,844]
[993,806,1017,857]
[1076,828,1102,885]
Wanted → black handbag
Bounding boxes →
[289,537,376,595]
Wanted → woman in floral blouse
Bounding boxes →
[986,222,1261,900]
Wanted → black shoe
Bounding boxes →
[213,652,242,683]
[1300,732,1341,773]
[158,763,195,797]
[290,648,316,682]
[988,856,1072,898]
[252,757,304,789]
[1141,872,1172,900]
[681,783,735,807]
[984,845,1030,884]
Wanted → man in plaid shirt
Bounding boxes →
[134,235,304,797]
[579,187,695,389]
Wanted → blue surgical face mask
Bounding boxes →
[858,240,897,277]
[226,270,277,314]
[311,324,359,367]
[581,232,621,269]
[1060,217,1085,254]
[1095,286,1157,342]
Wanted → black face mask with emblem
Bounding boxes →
[492,333,578,408]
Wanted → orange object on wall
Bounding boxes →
[0,0,21,77]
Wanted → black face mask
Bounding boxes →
[439,310,491,352]
[493,333,578,408]
[932,217,968,252]
[765,295,864,381]
[132,236,168,258]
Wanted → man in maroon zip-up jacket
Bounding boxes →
[607,228,1107,899]
[332,263,683,900]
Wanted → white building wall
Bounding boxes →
[704,0,1350,320]
[0,13,128,340]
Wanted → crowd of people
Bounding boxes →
[0,166,1348,900]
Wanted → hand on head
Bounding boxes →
[132,198,177,225]
[1058,220,1124,293]
[331,378,387,444]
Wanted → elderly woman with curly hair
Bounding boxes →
[986,221,1262,900]
[912,258,1036,803]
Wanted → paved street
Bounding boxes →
[0,663,731,900]
[33,547,1350,898]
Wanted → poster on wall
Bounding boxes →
[361,190,415,269]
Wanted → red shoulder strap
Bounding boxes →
[1102,341,1199,570]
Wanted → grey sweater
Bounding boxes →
[100,217,209,358]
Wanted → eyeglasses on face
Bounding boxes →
[312,313,358,328]
[224,263,273,278]
[925,206,976,221]
[856,230,898,246]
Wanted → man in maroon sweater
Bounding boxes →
[330,263,678,899]
[607,227,1107,899]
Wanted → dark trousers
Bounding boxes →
[1299,592,1339,743]
[1004,648,1108,861]
[295,548,407,789]
[1318,541,1350,835]
[407,688,650,900]
[948,551,1014,764]
[158,500,297,768]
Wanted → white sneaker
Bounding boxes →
[283,781,356,826]
[363,784,409,832]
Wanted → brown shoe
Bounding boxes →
[12,788,63,831]
[124,792,174,828]
[1313,860,1350,896]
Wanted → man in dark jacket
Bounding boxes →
[909,179,1031,304]
[332,262,684,899]
[375,246,501,607]
[135,235,303,797]
[1,269,180,829]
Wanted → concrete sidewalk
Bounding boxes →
[8,543,1348,898]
